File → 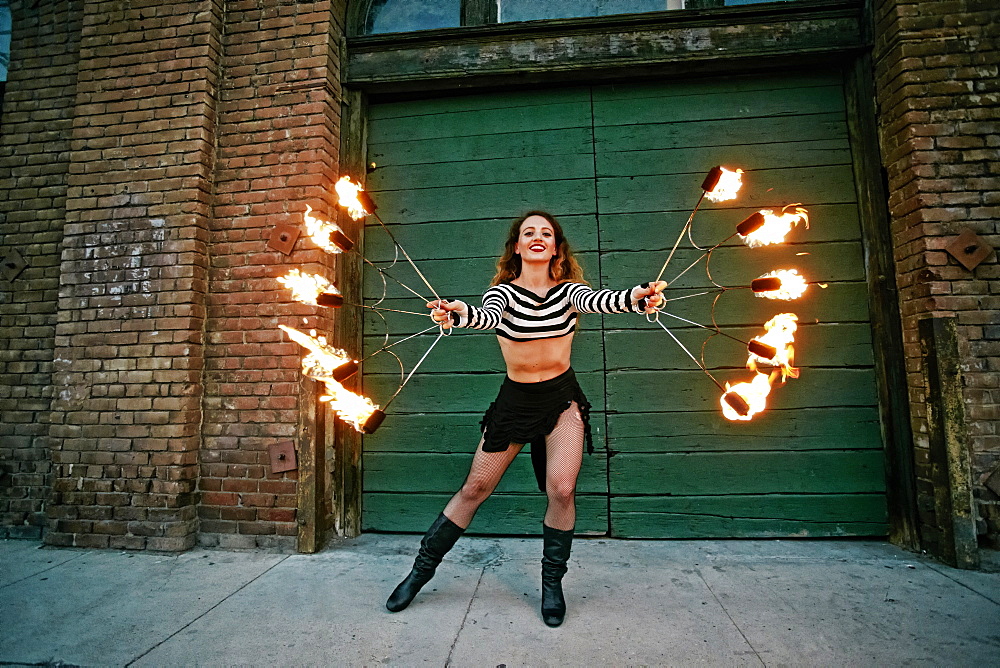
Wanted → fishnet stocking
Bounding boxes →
[441,402,585,531]
[443,438,523,529]
[543,401,584,531]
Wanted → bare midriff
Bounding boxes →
[497,333,574,383]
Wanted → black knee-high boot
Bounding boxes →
[541,523,573,627]
[386,513,465,612]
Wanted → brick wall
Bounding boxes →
[199,0,345,550]
[44,0,223,550]
[0,1,83,540]
[873,0,1000,549]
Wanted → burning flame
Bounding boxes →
[277,269,337,305]
[279,324,379,432]
[334,176,370,221]
[740,205,809,248]
[705,167,743,202]
[721,373,772,421]
[316,383,381,432]
[304,205,350,254]
[748,313,799,381]
[754,270,809,301]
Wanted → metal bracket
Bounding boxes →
[945,228,993,271]
[268,225,301,256]
[1,249,27,282]
[268,440,298,473]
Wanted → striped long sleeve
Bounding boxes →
[456,282,645,341]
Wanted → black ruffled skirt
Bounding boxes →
[479,368,593,492]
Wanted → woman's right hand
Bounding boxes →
[427,299,468,329]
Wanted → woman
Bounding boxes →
[385,211,665,627]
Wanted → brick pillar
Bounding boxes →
[873,0,1000,551]
[0,1,84,539]
[46,0,223,550]
[199,0,346,550]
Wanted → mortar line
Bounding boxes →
[695,567,766,667]
[924,563,1000,607]
[124,555,290,667]
[0,550,85,590]
[444,565,486,668]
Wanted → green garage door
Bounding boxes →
[359,71,888,538]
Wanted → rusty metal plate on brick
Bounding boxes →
[946,228,993,271]
[268,440,298,473]
[268,225,301,256]
[1,249,27,282]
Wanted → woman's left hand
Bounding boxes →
[634,281,668,314]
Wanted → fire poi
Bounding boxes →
[276,167,816,432]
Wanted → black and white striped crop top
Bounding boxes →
[456,281,645,341]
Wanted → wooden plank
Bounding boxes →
[591,70,843,103]
[364,450,608,494]
[361,213,600,262]
[607,281,872,329]
[609,450,887,495]
[365,410,608,453]
[363,281,876,335]
[368,100,592,143]
[370,127,595,166]
[592,84,845,127]
[594,114,849,155]
[370,86,592,120]
[362,250,602,296]
[920,317,979,569]
[362,328,605,374]
[362,300,612,333]
[368,152,596,191]
[605,368,880,412]
[611,494,888,538]
[606,407,884,453]
[327,87,369,541]
[368,177,597,223]
[599,241,867,287]
[596,140,851,178]
[598,204,862,248]
[363,492,608,534]
[597,165,859,215]
[844,54,919,550]
[604,323,875,370]
[347,10,862,92]
[363,369,608,412]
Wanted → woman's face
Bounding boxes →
[514,215,557,264]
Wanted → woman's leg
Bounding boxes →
[543,401,585,530]
[539,401,585,627]
[443,438,523,528]
[386,438,521,612]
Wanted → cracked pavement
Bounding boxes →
[2,536,999,666]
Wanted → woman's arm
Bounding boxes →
[428,286,507,330]
[567,281,666,315]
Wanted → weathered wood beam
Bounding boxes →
[845,54,920,550]
[330,87,367,539]
[347,0,864,93]
[919,316,979,569]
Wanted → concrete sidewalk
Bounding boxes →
[2,536,999,667]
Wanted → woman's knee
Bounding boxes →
[458,478,494,505]
[546,479,576,506]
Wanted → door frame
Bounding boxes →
[332,0,918,547]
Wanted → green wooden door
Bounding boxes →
[359,72,888,538]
